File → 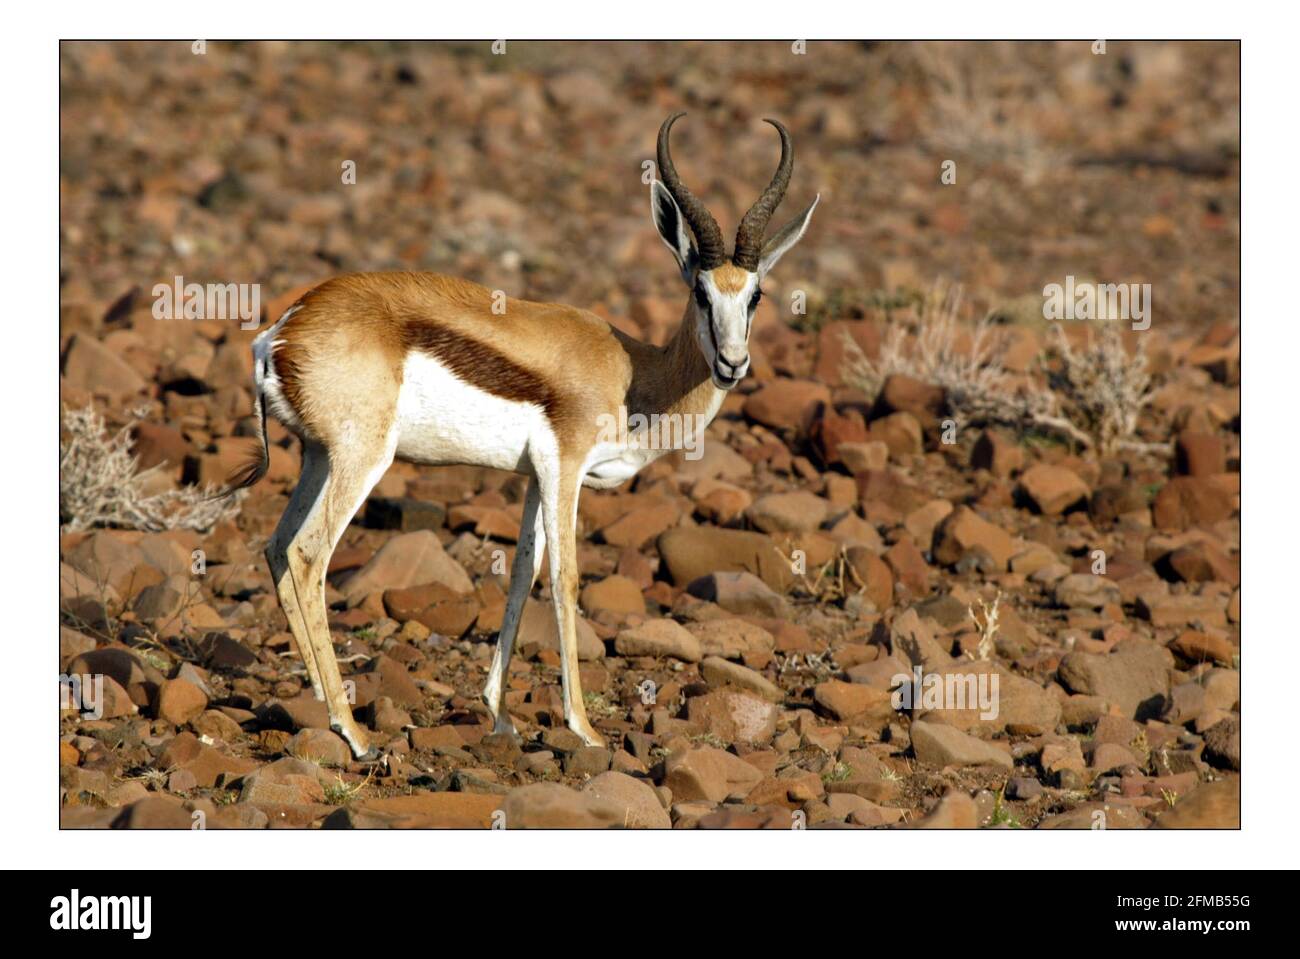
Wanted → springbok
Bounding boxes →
[231,114,819,759]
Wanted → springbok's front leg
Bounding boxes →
[537,459,604,747]
[483,477,544,734]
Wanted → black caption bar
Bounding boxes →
[2,869,1284,942]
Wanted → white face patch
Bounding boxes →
[693,269,758,389]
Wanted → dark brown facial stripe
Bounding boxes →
[400,320,560,417]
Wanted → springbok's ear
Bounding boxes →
[651,180,697,284]
[757,194,820,279]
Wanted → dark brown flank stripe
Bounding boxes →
[399,319,560,418]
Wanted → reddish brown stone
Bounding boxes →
[970,429,1024,478]
[1174,431,1227,477]
[1152,477,1234,530]
[869,374,945,430]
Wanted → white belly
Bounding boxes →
[583,444,663,488]
[394,352,541,471]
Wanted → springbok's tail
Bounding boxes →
[210,350,271,499]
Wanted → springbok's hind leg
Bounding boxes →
[483,477,544,735]
[266,443,329,701]
[268,436,396,760]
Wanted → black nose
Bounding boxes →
[713,358,742,385]
[716,354,746,376]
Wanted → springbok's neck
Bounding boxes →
[622,298,724,429]
[658,298,725,423]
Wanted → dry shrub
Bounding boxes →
[842,282,1158,456]
[1048,322,1155,457]
[60,404,242,532]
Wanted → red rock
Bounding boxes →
[366,497,447,533]
[870,374,945,430]
[500,782,624,828]
[746,490,828,534]
[663,745,764,803]
[112,797,194,829]
[516,598,605,661]
[742,379,831,431]
[869,411,924,456]
[615,548,654,590]
[1057,641,1172,720]
[1018,463,1090,515]
[855,469,931,514]
[446,504,519,540]
[61,333,147,397]
[845,546,893,611]
[286,728,352,766]
[614,618,701,662]
[810,406,870,466]
[65,532,148,597]
[912,721,1013,770]
[903,499,953,547]
[813,680,895,723]
[685,618,777,659]
[685,689,780,744]
[686,571,789,618]
[132,421,191,471]
[814,320,880,386]
[699,655,783,701]
[341,531,472,606]
[1089,482,1148,524]
[884,538,931,596]
[1168,630,1235,666]
[1160,541,1239,585]
[690,479,751,525]
[910,791,981,828]
[931,506,1015,569]
[600,501,679,550]
[155,677,208,725]
[580,772,670,829]
[383,582,479,637]
[1152,477,1234,530]
[970,429,1024,477]
[365,654,425,706]
[656,527,793,591]
[1153,778,1239,828]
[1135,592,1228,629]
[580,574,646,616]
[326,792,502,829]
[837,440,889,475]
[1175,431,1226,477]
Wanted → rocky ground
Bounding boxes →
[59,41,1239,828]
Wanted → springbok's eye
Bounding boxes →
[693,284,710,312]
[749,288,762,312]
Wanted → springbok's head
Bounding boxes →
[651,112,819,390]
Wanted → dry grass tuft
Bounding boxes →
[60,404,243,532]
[842,281,1159,456]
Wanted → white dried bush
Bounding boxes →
[842,283,1157,456]
[1048,322,1155,456]
[60,404,243,532]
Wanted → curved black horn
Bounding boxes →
[657,112,726,271]
[733,118,794,272]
